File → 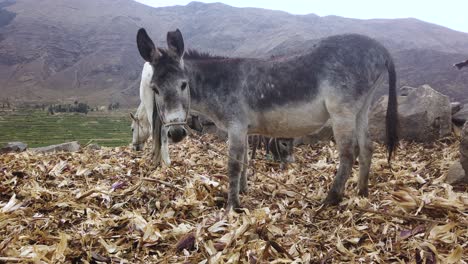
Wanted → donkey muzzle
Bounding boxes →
[133,143,143,151]
[285,155,295,163]
[167,126,187,143]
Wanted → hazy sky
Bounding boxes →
[135,0,468,33]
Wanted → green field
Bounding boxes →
[0,109,133,148]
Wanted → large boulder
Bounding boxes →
[31,141,81,153]
[452,104,468,126]
[369,85,452,142]
[0,142,28,154]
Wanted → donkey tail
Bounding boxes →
[385,59,398,163]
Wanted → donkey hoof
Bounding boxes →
[226,198,242,211]
[323,191,343,206]
[358,188,369,197]
[240,184,248,194]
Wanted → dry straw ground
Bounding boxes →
[0,134,467,263]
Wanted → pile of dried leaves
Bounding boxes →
[0,134,467,263]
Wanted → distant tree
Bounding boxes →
[48,106,55,115]
[46,101,90,114]
[76,102,89,114]
[107,102,121,111]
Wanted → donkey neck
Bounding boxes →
[184,57,253,115]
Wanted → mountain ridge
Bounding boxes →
[0,0,467,105]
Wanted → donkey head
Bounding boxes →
[136,28,189,143]
[130,112,150,151]
[269,138,295,164]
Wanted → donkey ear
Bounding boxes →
[137,28,159,62]
[167,29,184,57]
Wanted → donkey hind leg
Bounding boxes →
[240,135,249,194]
[250,135,258,160]
[324,115,358,205]
[227,130,248,209]
[264,136,271,157]
[356,114,373,197]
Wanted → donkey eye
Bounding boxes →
[181,81,187,91]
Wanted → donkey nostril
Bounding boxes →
[167,130,172,138]
[181,129,187,137]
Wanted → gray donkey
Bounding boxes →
[250,136,294,163]
[136,28,398,209]
[268,138,295,168]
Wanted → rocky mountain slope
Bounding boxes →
[1,0,467,105]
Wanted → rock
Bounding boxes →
[369,85,452,142]
[446,161,467,185]
[452,104,468,126]
[450,102,463,115]
[0,142,28,154]
[31,141,81,153]
[294,121,334,146]
[86,144,101,150]
[461,122,468,175]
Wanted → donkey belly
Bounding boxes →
[252,100,329,137]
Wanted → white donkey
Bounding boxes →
[130,102,151,151]
[131,62,171,165]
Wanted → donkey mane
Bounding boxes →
[135,102,148,123]
[184,49,229,60]
[184,49,294,63]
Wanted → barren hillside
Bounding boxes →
[0,0,467,105]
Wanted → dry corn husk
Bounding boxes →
[0,135,466,263]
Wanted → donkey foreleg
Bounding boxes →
[160,126,171,166]
[226,130,248,209]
